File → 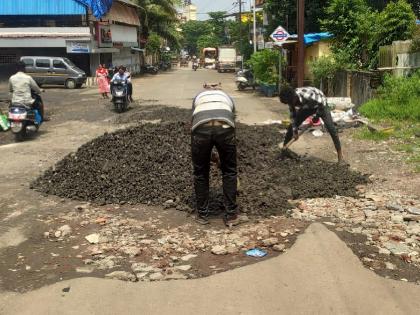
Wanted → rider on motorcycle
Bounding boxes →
[110,66,133,102]
[9,61,44,120]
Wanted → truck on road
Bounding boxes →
[217,46,237,73]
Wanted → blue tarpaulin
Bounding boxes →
[76,0,113,19]
[304,33,333,45]
[289,32,334,45]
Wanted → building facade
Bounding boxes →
[181,4,197,22]
[0,0,141,78]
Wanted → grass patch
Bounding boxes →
[355,126,392,141]
[356,73,420,172]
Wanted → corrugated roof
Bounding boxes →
[0,0,87,15]
[100,2,140,26]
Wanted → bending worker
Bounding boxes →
[191,83,239,226]
[279,85,344,163]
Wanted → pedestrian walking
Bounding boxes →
[279,85,344,162]
[96,64,110,99]
[191,83,239,226]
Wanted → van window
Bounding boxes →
[36,59,50,68]
[53,60,67,69]
[22,58,34,67]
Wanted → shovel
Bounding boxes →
[278,126,311,159]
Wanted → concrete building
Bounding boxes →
[181,4,197,22]
[0,0,141,77]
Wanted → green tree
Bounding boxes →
[264,0,326,35]
[321,0,370,67]
[181,20,212,54]
[136,0,182,50]
[207,11,229,45]
[375,0,417,48]
[228,20,253,61]
[196,34,221,52]
[145,31,162,54]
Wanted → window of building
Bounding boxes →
[36,59,51,68]
[0,54,17,64]
[21,58,34,67]
[53,60,67,69]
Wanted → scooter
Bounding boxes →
[142,64,159,75]
[192,61,199,71]
[8,92,43,142]
[236,69,256,91]
[111,79,129,113]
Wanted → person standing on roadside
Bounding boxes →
[191,83,240,226]
[96,64,110,99]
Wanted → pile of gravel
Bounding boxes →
[33,107,368,216]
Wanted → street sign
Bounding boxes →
[270,26,290,43]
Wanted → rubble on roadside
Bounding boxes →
[290,190,420,268]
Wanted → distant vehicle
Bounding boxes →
[217,46,237,73]
[202,47,217,69]
[236,69,256,90]
[142,64,159,74]
[20,56,86,89]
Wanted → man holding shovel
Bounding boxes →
[279,85,344,162]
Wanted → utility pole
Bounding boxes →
[297,0,305,87]
[239,0,243,69]
[252,0,257,53]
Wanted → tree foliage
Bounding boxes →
[145,32,162,54]
[181,11,232,55]
[321,0,417,69]
[246,49,281,84]
[196,34,221,52]
[263,0,326,35]
[136,0,181,50]
[181,20,212,54]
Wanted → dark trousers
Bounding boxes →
[192,125,238,217]
[127,82,133,97]
[284,106,341,151]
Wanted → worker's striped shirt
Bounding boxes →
[192,90,235,131]
[290,87,328,130]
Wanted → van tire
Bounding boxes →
[65,79,76,89]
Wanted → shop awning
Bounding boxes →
[104,2,140,26]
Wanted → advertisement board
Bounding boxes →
[66,41,91,53]
[97,23,113,48]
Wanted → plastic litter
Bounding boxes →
[246,248,267,258]
[312,130,324,137]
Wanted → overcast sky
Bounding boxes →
[192,0,252,20]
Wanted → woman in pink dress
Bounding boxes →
[96,64,110,99]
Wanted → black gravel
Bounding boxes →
[33,107,368,216]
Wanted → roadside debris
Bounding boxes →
[246,248,267,258]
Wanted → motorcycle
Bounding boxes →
[111,79,129,113]
[236,69,256,91]
[192,61,199,71]
[142,64,159,75]
[159,60,171,71]
[8,92,43,142]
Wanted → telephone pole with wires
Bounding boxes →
[234,0,246,69]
